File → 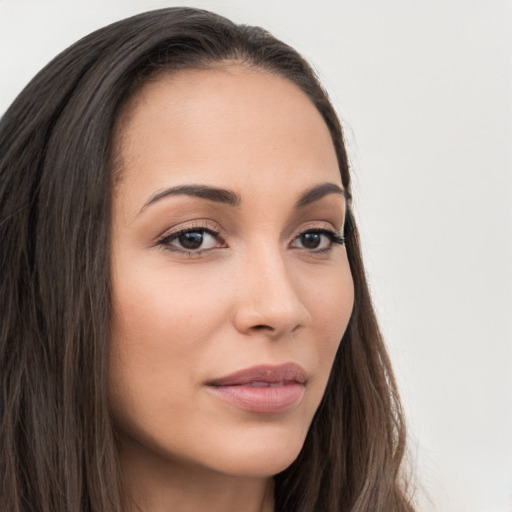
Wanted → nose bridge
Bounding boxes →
[232,241,309,336]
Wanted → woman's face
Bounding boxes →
[109,66,354,478]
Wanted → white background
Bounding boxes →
[1,1,511,511]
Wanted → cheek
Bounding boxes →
[302,260,354,373]
[110,258,227,354]
[107,263,227,426]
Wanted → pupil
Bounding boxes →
[179,232,203,250]
[302,232,321,249]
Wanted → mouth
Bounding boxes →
[206,363,307,414]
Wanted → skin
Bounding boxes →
[109,65,354,512]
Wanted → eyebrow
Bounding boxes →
[139,181,350,214]
[295,183,351,208]
[140,184,240,213]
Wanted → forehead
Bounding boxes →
[114,65,341,207]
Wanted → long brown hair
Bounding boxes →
[0,7,414,511]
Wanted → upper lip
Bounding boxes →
[208,363,307,386]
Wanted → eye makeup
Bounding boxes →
[154,221,345,258]
[155,221,226,255]
[290,228,345,252]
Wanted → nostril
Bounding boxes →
[251,324,274,331]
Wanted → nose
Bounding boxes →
[231,248,311,338]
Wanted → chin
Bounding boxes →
[211,450,302,478]
[201,423,309,478]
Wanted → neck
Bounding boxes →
[119,438,274,512]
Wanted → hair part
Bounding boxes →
[0,7,414,511]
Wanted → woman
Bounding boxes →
[0,7,414,512]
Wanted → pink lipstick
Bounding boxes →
[207,363,307,414]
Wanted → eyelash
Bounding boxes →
[156,225,345,256]
[156,224,224,256]
[290,228,345,252]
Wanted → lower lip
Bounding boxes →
[208,383,305,414]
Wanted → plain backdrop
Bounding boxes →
[1,1,511,511]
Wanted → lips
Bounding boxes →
[207,363,307,414]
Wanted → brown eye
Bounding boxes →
[159,228,224,253]
[301,232,322,249]
[290,229,344,252]
[179,232,204,250]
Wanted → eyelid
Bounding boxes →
[288,223,345,252]
[289,221,343,240]
[155,220,220,242]
[153,220,345,255]
[154,220,226,254]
